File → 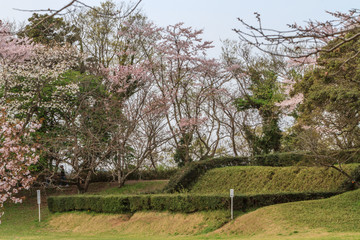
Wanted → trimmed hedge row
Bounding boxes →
[48,191,341,214]
[252,150,360,167]
[251,152,311,167]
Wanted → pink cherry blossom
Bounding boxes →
[0,110,40,222]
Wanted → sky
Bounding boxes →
[0,0,358,58]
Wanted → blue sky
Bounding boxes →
[0,0,358,57]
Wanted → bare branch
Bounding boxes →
[233,9,360,61]
[19,0,77,33]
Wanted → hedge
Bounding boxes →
[252,150,360,167]
[251,152,311,167]
[48,191,341,214]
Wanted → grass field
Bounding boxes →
[1,172,360,239]
[91,180,169,195]
[2,192,360,240]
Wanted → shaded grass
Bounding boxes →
[91,180,168,195]
[191,164,359,194]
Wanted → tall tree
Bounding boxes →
[223,41,284,156]
[19,13,79,46]
[0,21,41,223]
[295,29,360,151]
[233,9,360,184]
[69,0,144,69]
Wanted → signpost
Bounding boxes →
[230,189,234,220]
[37,190,41,222]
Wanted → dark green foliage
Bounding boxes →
[235,67,283,156]
[293,30,360,150]
[129,195,151,211]
[48,195,130,213]
[48,191,341,214]
[149,194,228,212]
[101,196,130,213]
[251,152,312,166]
[253,150,360,167]
[19,13,79,46]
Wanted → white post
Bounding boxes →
[37,190,41,222]
[230,189,234,220]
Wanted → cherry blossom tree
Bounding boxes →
[126,22,226,165]
[1,44,79,124]
[0,111,40,223]
[0,22,42,222]
[100,52,169,186]
[1,19,80,187]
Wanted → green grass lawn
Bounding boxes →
[2,180,360,239]
[91,180,168,195]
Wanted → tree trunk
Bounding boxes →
[76,171,92,193]
[118,177,126,188]
[76,177,85,194]
[117,169,122,187]
[83,170,92,193]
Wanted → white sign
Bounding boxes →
[230,189,234,197]
[37,190,41,222]
[230,189,234,220]
[37,190,41,205]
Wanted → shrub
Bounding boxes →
[90,171,113,183]
[129,195,151,212]
[48,191,341,214]
[251,152,311,166]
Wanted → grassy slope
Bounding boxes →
[216,188,360,239]
[2,189,360,239]
[191,165,359,194]
[2,174,360,240]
